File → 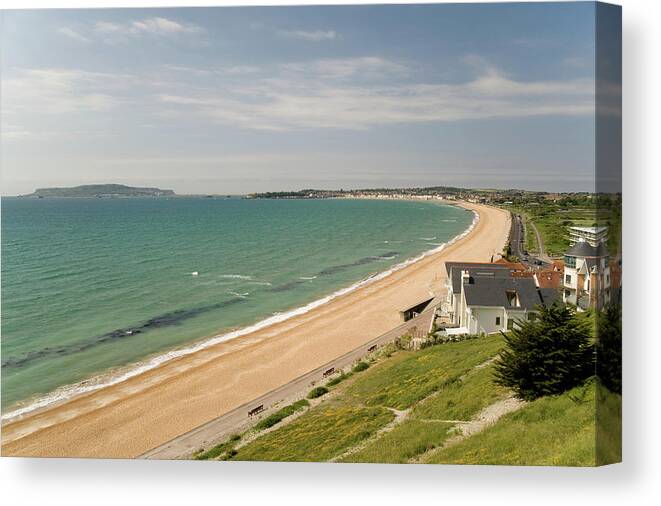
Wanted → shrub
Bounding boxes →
[494,302,594,401]
[307,386,329,399]
[194,434,242,460]
[352,361,370,373]
[254,399,309,431]
[327,371,352,387]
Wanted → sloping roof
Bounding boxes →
[463,276,556,310]
[566,240,609,258]
[536,269,562,289]
[446,263,513,294]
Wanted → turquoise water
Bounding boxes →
[1,197,472,413]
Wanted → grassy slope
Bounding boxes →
[343,364,509,464]
[233,335,504,463]
[425,380,600,466]
[216,333,608,466]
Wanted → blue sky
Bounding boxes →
[1,3,602,195]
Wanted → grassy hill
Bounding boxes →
[26,184,175,198]
[193,333,619,466]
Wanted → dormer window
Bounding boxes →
[506,289,520,308]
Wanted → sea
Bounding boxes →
[1,197,473,419]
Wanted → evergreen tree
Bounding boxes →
[596,303,622,394]
[494,303,595,401]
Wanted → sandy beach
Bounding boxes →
[1,201,510,458]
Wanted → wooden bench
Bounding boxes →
[323,367,335,377]
[248,404,264,417]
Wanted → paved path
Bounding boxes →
[141,303,437,460]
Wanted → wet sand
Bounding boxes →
[1,201,510,458]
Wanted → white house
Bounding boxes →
[562,240,611,310]
[442,262,558,335]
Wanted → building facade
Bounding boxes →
[568,226,609,247]
[562,241,611,310]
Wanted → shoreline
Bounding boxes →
[2,198,475,423]
[1,201,510,458]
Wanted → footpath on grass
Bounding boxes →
[193,332,608,466]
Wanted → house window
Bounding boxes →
[496,316,501,326]
[507,319,514,330]
[564,289,571,298]
[565,274,572,284]
[564,255,576,268]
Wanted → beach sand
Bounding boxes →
[1,201,510,458]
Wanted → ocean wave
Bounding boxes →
[419,236,437,241]
[229,291,250,298]
[299,276,317,280]
[2,208,479,423]
[219,274,252,280]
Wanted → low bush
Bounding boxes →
[352,361,370,373]
[254,399,310,431]
[307,386,329,399]
[194,434,242,460]
[327,371,352,387]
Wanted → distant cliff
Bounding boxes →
[26,184,176,198]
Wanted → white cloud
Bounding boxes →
[94,17,204,37]
[155,58,595,131]
[57,27,91,43]
[2,68,125,117]
[3,57,597,141]
[281,57,408,80]
[278,30,338,41]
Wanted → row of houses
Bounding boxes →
[435,227,617,336]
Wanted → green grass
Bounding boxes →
[326,371,353,387]
[233,405,395,462]
[596,383,622,465]
[342,420,454,463]
[226,335,504,463]
[508,197,621,257]
[412,364,509,421]
[253,399,310,431]
[207,333,608,466]
[345,334,504,410]
[425,381,599,466]
[342,363,509,463]
[194,434,241,461]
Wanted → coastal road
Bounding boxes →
[141,303,437,460]
[509,213,551,268]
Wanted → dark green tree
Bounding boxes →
[494,303,595,401]
[596,303,622,394]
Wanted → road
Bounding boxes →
[140,301,437,460]
[509,213,551,268]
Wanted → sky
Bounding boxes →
[0,2,606,195]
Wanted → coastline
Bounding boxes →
[2,197,474,422]
[1,201,510,458]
